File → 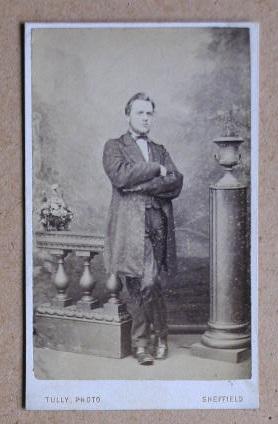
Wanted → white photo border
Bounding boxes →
[25,21,259,410]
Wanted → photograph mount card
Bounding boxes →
[25,22,259,410]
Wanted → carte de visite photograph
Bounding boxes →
[25,22,259,410]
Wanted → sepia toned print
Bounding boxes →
[25,22,259,410]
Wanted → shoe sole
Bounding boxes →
[139,360,154,365]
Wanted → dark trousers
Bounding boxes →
[124,207,168,349]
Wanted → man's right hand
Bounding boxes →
[122,185,142,192]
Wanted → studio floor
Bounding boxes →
[34,334,251,381]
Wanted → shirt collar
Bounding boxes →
[128,129,149,141]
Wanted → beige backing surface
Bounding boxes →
[0,0,276,422]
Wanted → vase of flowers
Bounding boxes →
[40,184,73,231]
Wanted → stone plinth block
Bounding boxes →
[35,305,132,359]
[191,342,250,363]
[52,296,72,308]
[76,298,99,311]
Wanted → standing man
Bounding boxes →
[103,93,183,365]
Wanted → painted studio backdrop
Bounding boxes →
[32,27,251,327]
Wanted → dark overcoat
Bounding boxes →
[102,132,183,278]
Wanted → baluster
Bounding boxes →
[76,251,99,311]
[52,250,72,308]
[104,273,127,317]
[106,273,122,304]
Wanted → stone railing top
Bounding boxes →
[35,231,104,252]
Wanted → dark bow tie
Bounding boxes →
[135,134,149,141]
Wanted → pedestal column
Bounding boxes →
[192,137,251,363]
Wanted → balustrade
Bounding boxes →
[35,231,132,358]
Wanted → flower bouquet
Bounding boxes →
[40,184,73,231]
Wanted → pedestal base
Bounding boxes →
[35,304,132,358]
[201,326,250,350]
[191,342,250,363]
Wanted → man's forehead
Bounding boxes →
[131,99,153,112]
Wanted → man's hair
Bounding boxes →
[125,92,155,116]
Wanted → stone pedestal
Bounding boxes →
[35,304,132,358]
[191,137,251,363]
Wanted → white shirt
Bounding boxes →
[128,130,166,176]
[136,137,149,162]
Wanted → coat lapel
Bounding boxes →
[122,132,147,163]
[121,132,162,164]
[148,140,160,163]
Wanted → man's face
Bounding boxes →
[128,99,154,135]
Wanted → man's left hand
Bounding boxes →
[160,165,167,177]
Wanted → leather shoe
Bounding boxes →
[136,347,154,365]
[153,338,168,360]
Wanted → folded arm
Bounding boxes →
[136,173,183,199]
[123,147,183,199]
[103,139,161,188]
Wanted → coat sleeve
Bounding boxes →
[139,173,183,199]
[123,147,184,199]
[103,139,161,188]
